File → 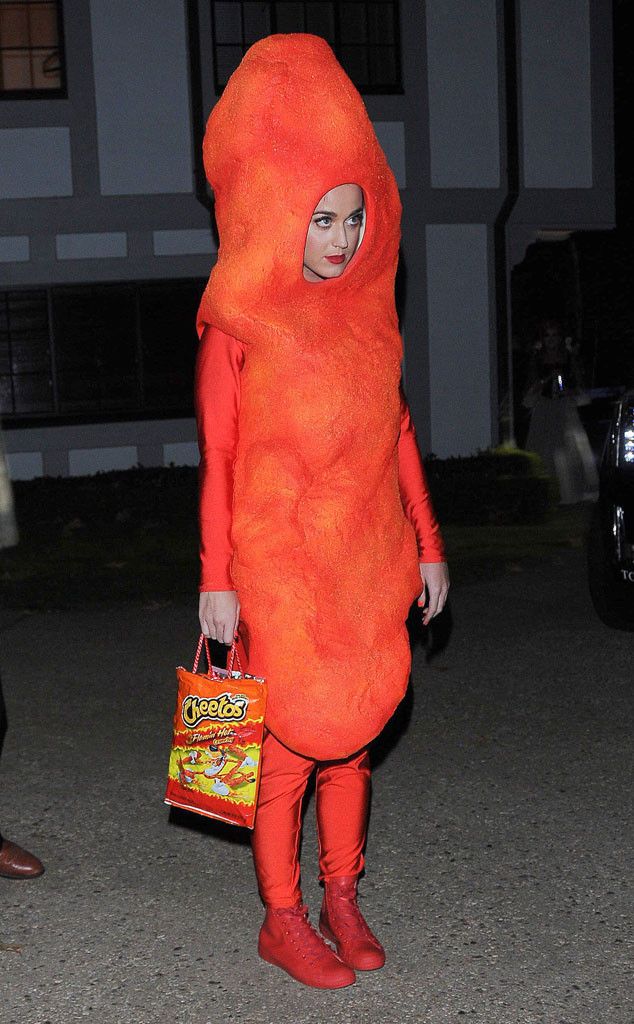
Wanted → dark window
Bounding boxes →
[0,0,65,98]
[0,279,204,424]
[211,1,402,94]
[52,285,139,414]
[138,282,202,412]
[0,290,54,415]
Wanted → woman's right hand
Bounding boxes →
[199,590,240,645]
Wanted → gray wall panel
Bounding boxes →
[426,224,492,456]
[0,128,73,198]
[426,0,500,188]
[520,0,593,188]
[5,452,44,480]
[5,418,197,479]
[4,249,213,287]
[153,228,216,256]
[0,236,29,262]
[89,0,193,195]
[56,232,127,259]
[68,446,137,477]
[373,122,407,188]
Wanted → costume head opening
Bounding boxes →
[302,183,365,282]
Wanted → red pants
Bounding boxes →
[252,730,371,908]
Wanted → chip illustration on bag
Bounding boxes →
[165,636,266,829]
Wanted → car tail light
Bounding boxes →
[616,400,634,468]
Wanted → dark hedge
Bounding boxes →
[11,449,554,533]
[423,449,556,525]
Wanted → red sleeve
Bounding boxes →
[398,391,446,562]
[195,324,244,591]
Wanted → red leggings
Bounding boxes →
[252,730,371,908]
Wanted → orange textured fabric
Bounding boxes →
[197,34,442,759]
[196,325,445,590]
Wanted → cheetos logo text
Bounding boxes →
[182,693,248,728]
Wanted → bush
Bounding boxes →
[1,455,565,610]
[12,465,198,534]
[10,449,555,536]
[423,448,555,525]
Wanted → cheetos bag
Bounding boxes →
[164,634,266,829]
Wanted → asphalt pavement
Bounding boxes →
[1,548,632,1024]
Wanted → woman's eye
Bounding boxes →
[347,214,363,226]
[314,216,332,228]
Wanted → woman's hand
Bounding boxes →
[199,590,240,645]
[417,562,450,626]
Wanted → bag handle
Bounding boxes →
[192,633,243,675]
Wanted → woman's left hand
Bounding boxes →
[417,561,450,625]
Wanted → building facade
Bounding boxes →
[0,0,614,478]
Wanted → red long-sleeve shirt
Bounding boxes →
[196,325,445,592]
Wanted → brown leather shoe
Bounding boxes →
[258,902,355,988]
[0,839,45,879]
[320,875,385,971]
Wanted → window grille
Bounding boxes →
[211,1,402,94]
[0,0,65,97]
[0,280,205,424]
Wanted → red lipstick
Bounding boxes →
[325,254,345,264]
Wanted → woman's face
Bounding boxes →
[303,183,364,282]
[542,325,563,355]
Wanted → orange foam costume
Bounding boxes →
[196,35,445,916]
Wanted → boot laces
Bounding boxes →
[329,892,376,943]
[274,904,335,964]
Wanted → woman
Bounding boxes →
[195,35,449,989]
[523,319,598,504]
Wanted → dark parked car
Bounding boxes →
[588,391,634,629]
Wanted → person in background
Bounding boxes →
[0,426,45,880]
[522,318,599,504]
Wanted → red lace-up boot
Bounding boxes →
[319,876,386,971]
[258,902,356,988]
